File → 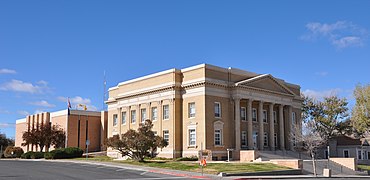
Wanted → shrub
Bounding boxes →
[20,151,45,159]
[44,147,83,159]
[176,156,198,161]
[4,146,24,158]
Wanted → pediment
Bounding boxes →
[235,74,296,96]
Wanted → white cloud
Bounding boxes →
[0,79,49,94]
[302,88,342,100]
[0,123,15,128]
[0,108,10,114]
[301,21,368,48]
[37,80,48,86]
[0,68,16,74]
[34,109,45,114]
[17,110,30,116]
[29,100,55,108]
[57,96,98,111]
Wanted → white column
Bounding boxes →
[247,99,253,150]
[117,108,122,137]
[269,103,275,151]
[258,101,264,150]
[235,98,241,151]
[288,106,293,150]
[279,105,285,150]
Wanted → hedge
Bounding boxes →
[4,146,24,158]
[21,151,45,159]
[44,147,83,159]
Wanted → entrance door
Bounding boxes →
[253,131,258,149]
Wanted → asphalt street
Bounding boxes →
[0,160,193,180]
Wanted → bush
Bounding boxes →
[4,146,24,158]
[176,156,198,161]
[44,147,83,159]
[20,151,45,159]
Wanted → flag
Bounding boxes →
[68,97,72,109]
[67,97,71,115]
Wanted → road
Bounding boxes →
[0,160,195,180]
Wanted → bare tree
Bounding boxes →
[292,120,327,176]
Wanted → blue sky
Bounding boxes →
[1,1,369,138]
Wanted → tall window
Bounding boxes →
[189,129,196,146]
[343,150,349,158]
[141,108,147,122]
[292,133,296,147]
[163,105,169,120]
[273,111,277,123]
[263,110,268,123]
[131,110,136,124]
[274,133,278,147]
[151,107,158,121]
[214,129,222,146]
[163,130,169,143]
[252,108,257,121]
[241,107,246,121]
[214,102,221,118]
[241,131,247,147]
[264,132,268,147]
[188,102,195,118]
[121,112,126,125]
[292,112,296,125]
[113,114,118,126]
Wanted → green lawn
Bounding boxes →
[74,156,290,175]
[358,164,370,171]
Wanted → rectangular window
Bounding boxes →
[263,110,268,123]
[214,102,221,118]
[189,129,196,146]
[214,129,222,146]
[113,114,118,126]
[343,150,349,158]
[241,107,246,121]
[121,112,126,125]
[188,102,195,118]
[292,112,296,125]
[252,108,257,121]
[293,133,296,147]
[273,111,277,123]
[264,132,268,147]
[131,110,136,124]
[163,130,169,143]
[163,105,169,120]
[241,131,247,146]
[358,150,362,160]
[151,107,158,121]
[274,133,278,147]
[141,108,147,122]
[153,131,157,136]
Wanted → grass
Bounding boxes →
[73,156,290,175]
[358,164,370,171]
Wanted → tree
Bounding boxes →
[106,119,168,162]
[351,84,370,137]
[302,95,349,138]
[0,132,14,154]
[292,120,327,176]
[22,123,66,152]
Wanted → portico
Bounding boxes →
[232,74,301,154]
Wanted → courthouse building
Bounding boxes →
[15,109,108,152]
[106,64,302,160]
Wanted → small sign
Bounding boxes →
[86,140,90,146]
[200,159,207,166]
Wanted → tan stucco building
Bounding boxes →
[15,109,108,153]
[106,64,302,160]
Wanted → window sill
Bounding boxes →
[215,116,222,119]
[189,117,195,119]
[214,145,224,147]
[187,145,197,149]
[163,119,169,121]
